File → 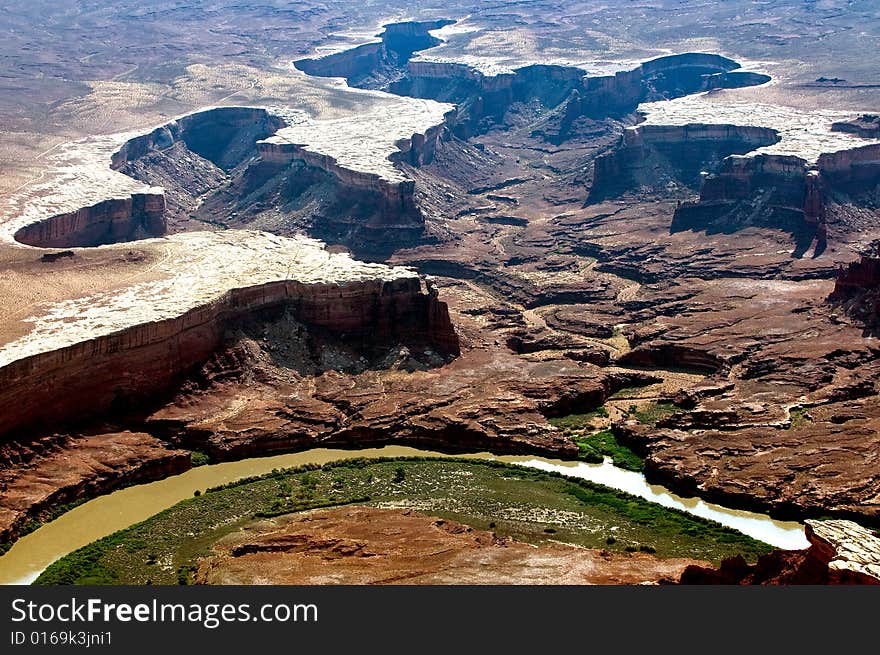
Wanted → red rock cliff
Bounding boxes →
[0,272,459,439]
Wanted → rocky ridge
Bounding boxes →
[680,519,880,584]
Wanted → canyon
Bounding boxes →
[0,0,879,587]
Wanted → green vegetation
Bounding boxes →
[788,408,813,430]
[550,410,644,471]
[633,401,680,425]
[190,451,211,467]
[36,457,772,585]
[572,430,644,472]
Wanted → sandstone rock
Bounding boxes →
[805,519,880,584]
[829,245,880,330]
[832,114,880,139]
[0,432,189,545]
[0,232,459,439]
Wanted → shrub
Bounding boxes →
[190,451,210,467]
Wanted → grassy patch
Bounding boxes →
[574,430,644,472]
[788,408,812,430]
[36,457,771,585]
[548,406,608,431]
[633,401,679,425]
[190,451,211,467]
[609,387,640,400]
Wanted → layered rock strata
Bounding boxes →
[9,107,288,249]
[5,97,455,254]
[0,432,190,545]
[294,20,454,88]
[830,246,880,329]
[112,106,285,172]
[0,231,458,439]
[671,154,825,248]
[396,52,767,138]
[13,194,166,249]
[671,143,880,252]
[590,123,780,199]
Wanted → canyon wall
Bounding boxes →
[294,20,453,88]
[579,53,754,116]
[0,276,459,439]
[257,141,421,220]
[590,123,780,199]
[395,52,768,139]
[670,153,823,247]
[14,107,286,249]
[251,110,453,248]
[670,143,880,247]
[830,248,880,329]
[113,106,285,171]
[13,193,166,248]
[817,143,880,195]
[392,109,456,166]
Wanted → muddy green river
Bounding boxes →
[0,446,809,584]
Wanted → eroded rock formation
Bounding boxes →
[671,154,821,245]
[0,432,190,545]
[680,519,880,584]
[395,53,768,139]
[13,194,166,249]
[830,244,880,330]
[294,20,454,89]
[0,232,459,439]
[12,107,286,249]
[590,123,780,200]
[662,138,879,255]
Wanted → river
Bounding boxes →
[0,446,809,585]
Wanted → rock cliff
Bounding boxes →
[294,20,454,89]
[669,142,880,254]
[680,519,880,584]
[0,232,459,439]
[590,123,780,200]
[13,193,166,248]
[113,106,285,172]
[577,53,766,117]
[830,245,880,330]
[396,52,767,139]
[0,432,190,546]
[671,153,825,254]
[817,142,880,197]
[832,114,880,139]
